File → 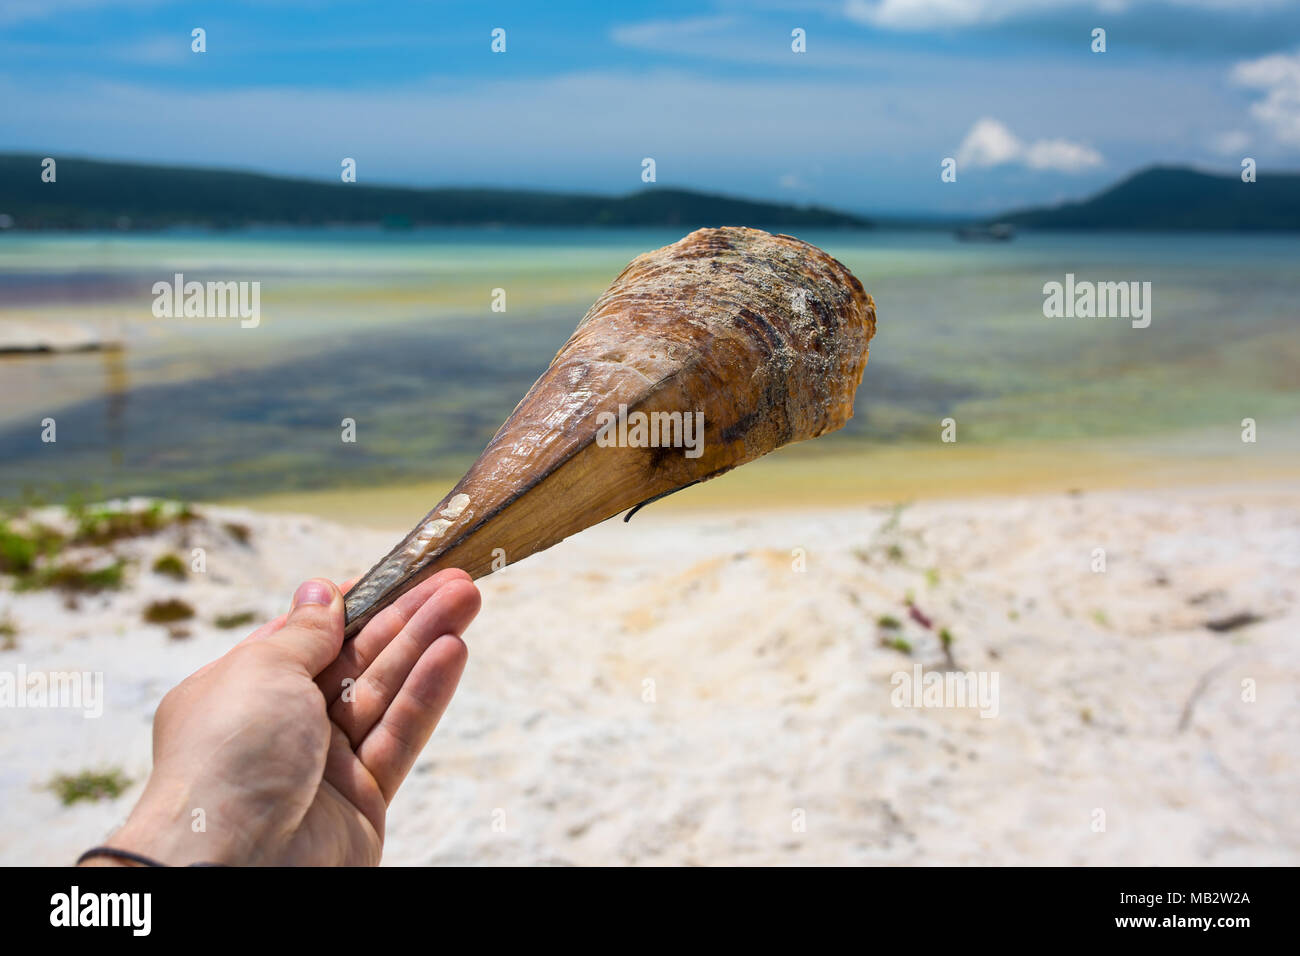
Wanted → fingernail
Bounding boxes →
[292,580,332,608]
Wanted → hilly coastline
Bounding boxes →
[0,154,871,231]
[2,156,1298,232]
[999,165,1300,231]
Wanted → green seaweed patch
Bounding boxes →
[0,521,66,575]
[151,553,186,580]
[938,627,956,668]
[214,610,257,629]
[143,598,195,624]
[48,767,132,806]
[15,559,126,594]
[879,635,912,654]
[224,522,252,546]
[71,501,197,546]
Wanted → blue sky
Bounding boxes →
[3,0,1300,214]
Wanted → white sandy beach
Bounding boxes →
[1,483,1296,866]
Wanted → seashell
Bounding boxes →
[343,226,877,637]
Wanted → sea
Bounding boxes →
[1,227,1297,503]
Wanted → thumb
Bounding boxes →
[264,579,345,676]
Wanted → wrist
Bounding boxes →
[106,780,246,866]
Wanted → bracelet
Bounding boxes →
[76,846,228,867]
[77,846,167,867]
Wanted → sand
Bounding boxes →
[1,483,1297,866]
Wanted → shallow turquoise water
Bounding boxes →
[1,228,1297,501]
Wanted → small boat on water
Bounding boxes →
[955,222,1016,242]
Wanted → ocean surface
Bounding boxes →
[1,227,1298,503]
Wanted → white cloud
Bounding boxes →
[957,118,1103,172]
[956,117,1022,166]
[1231,50,1300,147]
[1023,138,1106,172]
[846,0,1035,30]
[778,172,810,190]
[610,16,737,49]
[1212,130,1250,155]
[608,15,880,70]
[844,0,1287,31]
[0,0,166,26]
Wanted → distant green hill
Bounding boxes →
[0,154,871,230]
[1000,165,1300,230]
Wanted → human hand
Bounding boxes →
[85,570,480,866]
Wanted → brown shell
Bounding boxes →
[344,227,876,636]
